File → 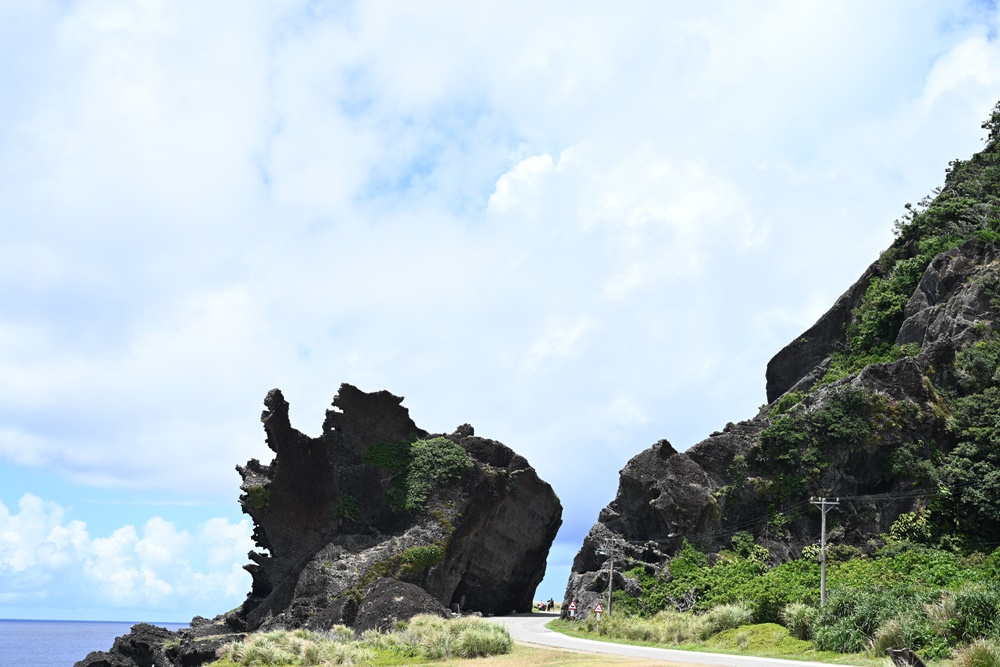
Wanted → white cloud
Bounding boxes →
[0,494,252,616]
[3,0,1000,615]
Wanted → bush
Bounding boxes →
[780,602,818,640]
[953,585,1000,641]
[453,622,513,657]
[366,437,474,512]
[954,638,1000,667]
[870,616,907,656]
[705,603,753,635]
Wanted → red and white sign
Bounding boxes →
[568,601,577,611]
[594,602,604,614]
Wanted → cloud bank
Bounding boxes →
[0,494,252,620]
[2,0,1000,616]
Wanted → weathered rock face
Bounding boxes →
[565,235,1000,616]
[76,383,562,667]
[74,615,246,667]
[240,384,562,631]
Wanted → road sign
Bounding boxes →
[568,601,577,611]
[594,602,604,614]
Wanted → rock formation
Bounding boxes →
[565,107,1000,616]
[76,383,562,666]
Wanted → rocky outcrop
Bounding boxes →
[565,236,1000,617]
[77,383,562,666]
[74,616,246,667]
[240,384,561,630]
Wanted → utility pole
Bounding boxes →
[810,497,839,605]
[595,537,623,616]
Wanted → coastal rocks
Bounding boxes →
[76,383,562,667]
[74,615,246,667]
[239,384,562,631]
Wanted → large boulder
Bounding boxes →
[240,383,562,630]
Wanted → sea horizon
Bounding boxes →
[0,618,189,667]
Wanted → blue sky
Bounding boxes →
[3,0,1000,622]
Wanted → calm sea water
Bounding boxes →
[0,619,188,667]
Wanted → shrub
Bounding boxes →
[952,585,1000,641]
[366,437,474,512]
[705,603,753,635]
[453,622,513,657]
[870,616,907,656]
[780,602,818,640]
[246,485,270,511]
[954,638,1000,667]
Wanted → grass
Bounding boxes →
[210,616,513,667]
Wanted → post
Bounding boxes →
[810,497,840,605]
[607,553,614,616]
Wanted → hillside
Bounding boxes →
[566,103,1000,616]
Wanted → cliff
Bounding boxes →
[565,103,1000,615]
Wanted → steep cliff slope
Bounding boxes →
[566,104,1000,613]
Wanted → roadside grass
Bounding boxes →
[208,615,514,667]
[546,619,884,666]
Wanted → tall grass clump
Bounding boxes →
[453,622,513,657]
[952,585,1000,641]
[869,616,907,656]
[954,638,1000,667]
[704,603,753,635]
[406,614,512,660]
[925,592,958,637]
[780,602,818,640]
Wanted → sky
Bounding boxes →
[3,0,1000,623]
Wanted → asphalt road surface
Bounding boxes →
[485,613,866,667]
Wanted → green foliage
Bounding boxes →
[329,494,360,521]
[704,603,753,633]
[954,638,1000,667]
[399,544,446,574]
[813,586,931,653]
[887,511,933,544]
[753,386,886,497]
[366,437,474,512]
[364,439,413,473]
[246,485,270,511]
[770,391,804,416]
[935,387,1000,537]
[780,602,818,640]
[955,337,1000,394]
[701,623,813,655]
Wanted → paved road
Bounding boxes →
[485,613,865,667]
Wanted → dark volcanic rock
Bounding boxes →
[353,577,449,632]
[240,383,561,631]
[74,624,177,667]
[77,383,561,666]
[565,235,1000,617]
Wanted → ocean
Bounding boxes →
[0,619,188,667]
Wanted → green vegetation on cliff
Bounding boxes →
[365,436,474,512]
